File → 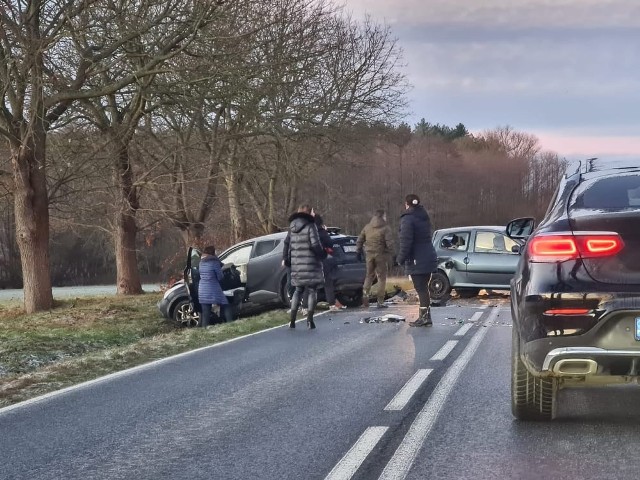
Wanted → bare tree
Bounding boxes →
[0,0,228,308]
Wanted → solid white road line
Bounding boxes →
[469,311,484,322]
[378,312,495,480]
[384,369,433,411]
[429,340,458,361]
[0,311,329,417]
[454,323,474,337]
[325,426,389,480]
[478,305,489,310]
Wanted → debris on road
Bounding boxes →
[360,314,406,324]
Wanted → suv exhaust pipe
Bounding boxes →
[552,359,598,376]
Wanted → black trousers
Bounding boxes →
[200,303,233,327]
[410,274,432,308]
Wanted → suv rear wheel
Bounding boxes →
[511,327,557,420]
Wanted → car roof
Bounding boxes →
[435,226,507,235]
[567,158,640,180]
[225,230,355,246]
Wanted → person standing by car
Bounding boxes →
[356,209,394,308]
[314,213,346,312]
[283,205,327,329]
[397,195,438,327]
[198,245,232,327]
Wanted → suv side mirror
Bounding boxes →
[506,217,535,239]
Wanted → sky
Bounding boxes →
[342,0,640,160]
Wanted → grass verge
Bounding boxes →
[0,294,288,408]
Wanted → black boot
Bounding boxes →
[410,307,433,327]
[307,311,316,329]
[289,310,297,328]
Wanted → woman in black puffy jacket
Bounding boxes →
[396,194,438,327]
[283,205,327,329]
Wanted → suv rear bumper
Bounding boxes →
[520,307,640,375]
[542,347,640,376]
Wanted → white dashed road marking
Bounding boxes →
[379,308,501,480]
[325,426,389,480]
[454,323,474,337]
[429,340,458,361]
[384,369,433,411]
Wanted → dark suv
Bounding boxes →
[158,230,367,326]
[508,159,640,420]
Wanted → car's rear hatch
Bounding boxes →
[568,171,640,284]
[330,236,366,287]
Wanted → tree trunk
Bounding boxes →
[179,223,205,248]
[114,145,143,295]
[11,136,54,312]
[267,176,277,233]
[224,169,246,242]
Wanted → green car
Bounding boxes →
[429,225,524,303]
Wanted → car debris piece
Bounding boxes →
[360,314,406,324]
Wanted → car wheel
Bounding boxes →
[511,326,557,420]
[456,288,480,298]
[172,299,200,328]
[429,271,452,302]
[336,291,363,308]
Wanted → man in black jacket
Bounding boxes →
[283,205,327,329]
[314,214,345,311]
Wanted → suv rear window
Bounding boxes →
[571,173,640,209]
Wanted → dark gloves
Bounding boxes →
[356,250,363,262]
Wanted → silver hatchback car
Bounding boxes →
[429,226,524,302]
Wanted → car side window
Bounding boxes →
[474,231,518,254]
[252,240,280,258]
[440,232,470,251]
[221,244,253,266]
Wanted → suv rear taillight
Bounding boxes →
[529,232,624,262]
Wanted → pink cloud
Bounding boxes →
[534,132,640,157]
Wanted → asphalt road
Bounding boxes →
[3,301,640,479]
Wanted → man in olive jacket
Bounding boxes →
[356,210,394,308]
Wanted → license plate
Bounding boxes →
[635,317,640,341]
[342,245,358,253]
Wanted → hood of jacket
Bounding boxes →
[200,254,221,265]
[402,204,428,221]
[288,212,315,234]
[369,215,387,229]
